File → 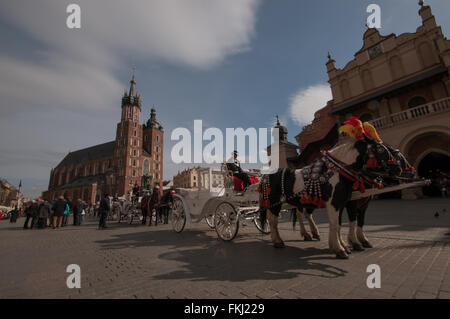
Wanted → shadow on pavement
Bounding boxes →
[96,229,348,282]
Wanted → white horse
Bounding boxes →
[265,136,363,259]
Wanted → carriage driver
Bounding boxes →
[227,150,252,191]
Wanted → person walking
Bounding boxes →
[37,200,51,229]
[74,199,84,226]
[98,194,110,230]
[23,201,33,229]
[62,201,70,225]
[62,197,72,227]
[159,190,174,225]
[30,200,40,229]
[52,196,66,229]
[9,206,19,223]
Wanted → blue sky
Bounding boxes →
[1,0,449,199]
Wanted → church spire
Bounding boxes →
[129,66,136,96]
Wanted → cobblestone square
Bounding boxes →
[1,198,449,299]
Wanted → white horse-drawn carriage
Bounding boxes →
[170,159,429,243]
[170,166,272,240]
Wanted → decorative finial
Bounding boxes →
[419,0,424,7]
[276,114,280,126]
[327,52,331,60]
[132,66,136,80]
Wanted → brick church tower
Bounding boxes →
[113,72,144,196]
[143,107,164,188]
[43,71,164,202]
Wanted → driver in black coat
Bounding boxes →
[227,150,251,190]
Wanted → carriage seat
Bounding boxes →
[233,175,259,192]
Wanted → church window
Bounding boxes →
[85,166,89,176]
[144,135,148,142]
[133,170,136,177]
[133,150,136,156]
[134,130,137,137]
[156,135,159,142]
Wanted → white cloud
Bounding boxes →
[0,0,260,69]
[289,84,332,126]
[0,0,261,116]
[0,53,123,116]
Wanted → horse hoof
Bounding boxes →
[352,243,365,252]
[336,251,349,259]
[344,246,352,255]
[274,242,285,249]
[361,240,373,248]
[303,234,313,241]
[313,234,321,241]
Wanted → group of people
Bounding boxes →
[22,196,91,229]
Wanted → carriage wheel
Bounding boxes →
[214,202,239,241]
[253,211,270,235]
[170,196,186,233]
[205,212,215,229]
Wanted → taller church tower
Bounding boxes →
[113,71,144,196]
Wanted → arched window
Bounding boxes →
[408,96,427,109]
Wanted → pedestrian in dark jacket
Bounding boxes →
[74,199,84,226]
[23,202,33,229]
[159,190,174,224]
[52,196,66,229]
[38,201,51,229]
[9,206,19,223]
[30,201,40,229]
[98,194,110,230]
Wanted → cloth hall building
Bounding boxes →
[43,74,164,204]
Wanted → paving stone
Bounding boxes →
[0,198,449,299]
